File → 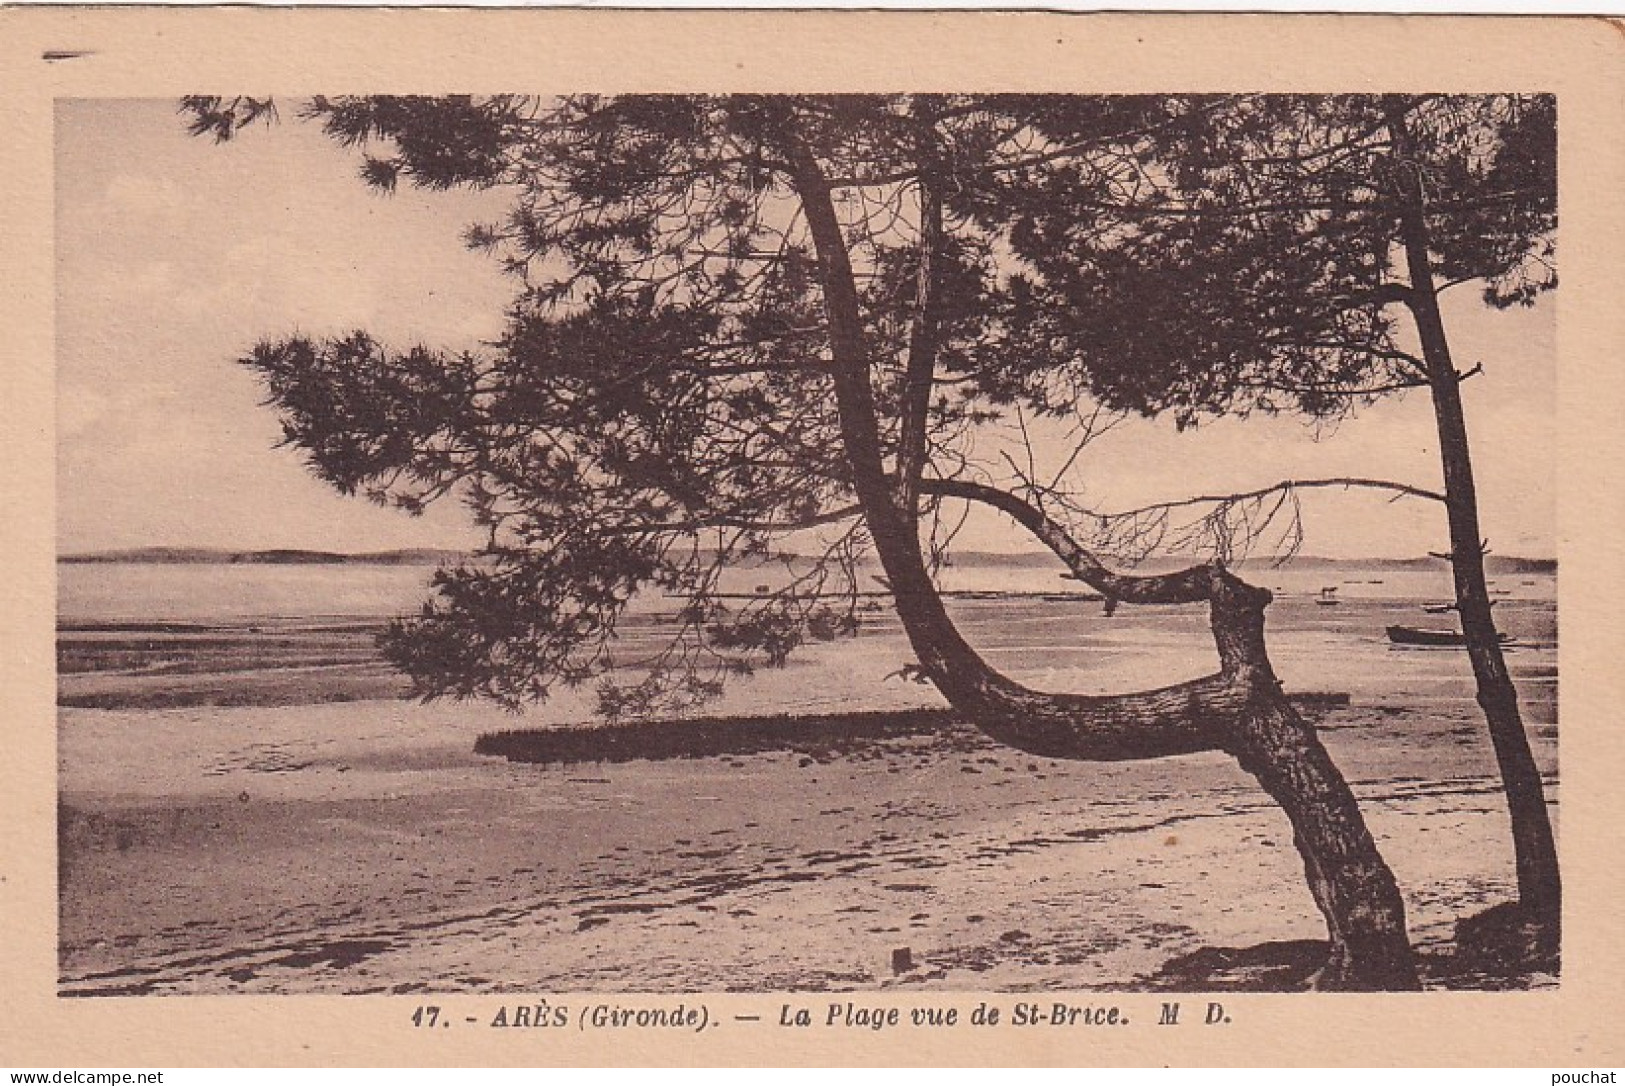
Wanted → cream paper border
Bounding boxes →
[2,9,1622,1067]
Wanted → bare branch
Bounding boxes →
[919,476,1228,605]
[1104,476,1447,520]
[596,504,866,537]
[895,134,945,508]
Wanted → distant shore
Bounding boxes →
[58,545,1557,576]
[58,546,469,566]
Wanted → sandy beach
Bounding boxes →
[56,567,1558,995]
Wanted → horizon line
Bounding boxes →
[56,544,1559,565]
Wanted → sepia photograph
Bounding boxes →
[5,8,1625,1069]
[56,91,1559,997]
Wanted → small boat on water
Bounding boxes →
[1316,587,1340,607]
[1422,603,1455,615]
[1387,625,1513,648]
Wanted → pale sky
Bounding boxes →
[56,98,1556,559]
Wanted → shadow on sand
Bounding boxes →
[1143,903,1558,991]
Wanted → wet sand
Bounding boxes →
[57,594,1558,995]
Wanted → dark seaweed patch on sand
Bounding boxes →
[474,708,986,765]
[475,694,1351,768]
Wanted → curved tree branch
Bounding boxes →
[1102,476,1448,521]
[598,503,867,538]
[920,476,1230,606]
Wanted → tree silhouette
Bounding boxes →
[184,93,1429,988]
[1001,93,1558,945]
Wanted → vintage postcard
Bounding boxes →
[2,8,1623,1068]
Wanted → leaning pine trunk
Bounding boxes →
[787,134,1419,990]
[925,481,1420,990]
